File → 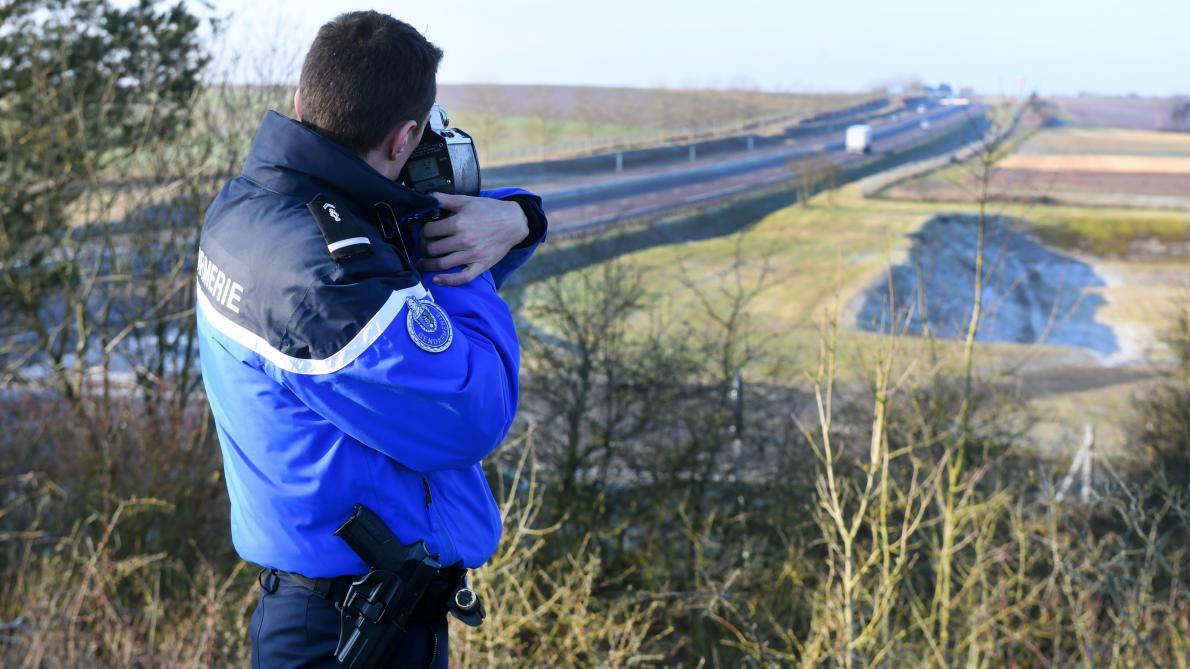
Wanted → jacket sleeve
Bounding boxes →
[480,187,548,289]
[272,272,520,473]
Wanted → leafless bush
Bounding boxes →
[1134,310,1190,488]
[454,438,665,667]
[0,465,254,668]
[713,311,1188,667]
[520,260,693,501]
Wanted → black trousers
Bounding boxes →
[250,571,449,669]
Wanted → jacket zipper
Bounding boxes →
[422,477,436,530]
[421,476,460,563]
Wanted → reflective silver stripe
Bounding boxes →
[326,236,371,253]
[196,282,428,375]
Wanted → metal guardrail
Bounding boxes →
[482,96,889,166]
[484,98,895,182]
[548,107,986,241]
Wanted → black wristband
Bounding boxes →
[506,195,547,249]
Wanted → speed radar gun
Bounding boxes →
[333,504,484,669]
[398,103,481,197]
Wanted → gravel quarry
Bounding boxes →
[857,214,1119,358]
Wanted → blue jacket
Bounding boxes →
[196,111,545,577]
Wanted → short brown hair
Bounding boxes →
[298,11,443,155]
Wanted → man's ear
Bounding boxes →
[389,119,421,160]
[293,88,302,121]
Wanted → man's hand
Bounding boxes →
[416,192,529,286]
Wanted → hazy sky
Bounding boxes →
[201,0,1189,96]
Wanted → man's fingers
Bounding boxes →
[431,263,483,287]
[416,251,469,273]
[422,235,467,257]
[431,191,467,204]
[421,217,461,240]
[431,192,470,211]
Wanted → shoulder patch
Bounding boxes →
[405,295,453,353]
[307,196,373,262]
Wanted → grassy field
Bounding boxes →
[436,83,878,164]
[125,84,877,176]
[532,184,1189,348]
[522,181,1190,457]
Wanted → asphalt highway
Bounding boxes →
[532,102,985,236]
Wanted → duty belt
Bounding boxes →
[259,566,471,624]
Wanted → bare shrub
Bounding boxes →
[717,313,1188,667]
[520,260,695,502]
[454,439,665,667]
[1134,310,1190,488]
[0,472,255,668]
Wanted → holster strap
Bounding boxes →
[270,567,468,623]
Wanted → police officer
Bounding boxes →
[195,11,547,668]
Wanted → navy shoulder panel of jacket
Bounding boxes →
[196,111,527,576]
[200,182,428,364]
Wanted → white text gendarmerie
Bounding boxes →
[197,248,245,313]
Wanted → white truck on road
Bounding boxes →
[845,124,872,154]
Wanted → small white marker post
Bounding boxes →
[1056,423,1095,504]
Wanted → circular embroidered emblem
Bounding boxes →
[406,296,453,353]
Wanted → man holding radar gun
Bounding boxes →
[195,10,548,668]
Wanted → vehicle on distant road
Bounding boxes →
[845,124,872,154]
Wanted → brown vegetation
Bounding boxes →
[1,3,1187,667]
[4,252,1188,666]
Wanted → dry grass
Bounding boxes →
[0,473,257,668]
[451,440,664,668]
[3,281,1188,667]
[0,433,663,668]
[525,186,947,370]
[541,184,1188,377]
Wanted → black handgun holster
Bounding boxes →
[332,504,485,668]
